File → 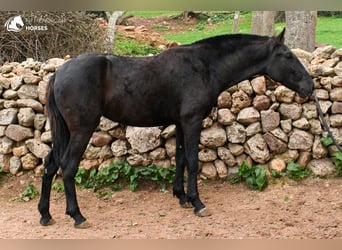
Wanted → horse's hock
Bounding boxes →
[0,46,342,179]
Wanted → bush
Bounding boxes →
[0,11,107,62]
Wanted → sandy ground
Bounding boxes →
[0,173,341,239]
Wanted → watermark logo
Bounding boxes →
[4,15,24,32]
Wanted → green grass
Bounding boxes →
[316,17,342,48]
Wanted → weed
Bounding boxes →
[21,183,39,201]
[237,161,268,191]
[333,152,342,176]
[286,162,311,180]
[320,136,333,147]
[52,181,64,193]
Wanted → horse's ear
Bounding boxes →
[277,28,286,43]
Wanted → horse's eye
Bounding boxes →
[285,53,292,59]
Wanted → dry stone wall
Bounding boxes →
[0,46,342,179]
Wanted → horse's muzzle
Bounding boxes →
[298,79,314,98]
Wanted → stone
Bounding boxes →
[330,88,342,101]
[331,102,342,114]
[330,128,342,145]
[0,126,5,137]
[251,76,266,95]
[217,91,231,108]
[161,125,176,139]
[10,76,23,90]
[332,48,342,58]
[0,75,11,89]
[263,132,287,154]
[21,153,38,170]
[275,150,299,163]
[237,107,260,125]
[0,108,18,125]
[246,122,262,137]
[9,156,21,175]
[12,145,28,157]
[330,114,342,127]
[317,100,332,114]
[108,126,126,140]
[308,159,336,177]
[269,158,286,173]
[98,116,119,131]
[149,147,166,160]
[25,139,51,159]
[198,148,217,162]
[217,108,235,125]
[17,85,38,99]
[302,102,318,119]
[83,145,101,159]
[228,143,244,156]
[165,137,176,158]
[23,74,41,85]
[127,154,151,167]
[315,89,329,100]
[231,90,251,113]
[334,61,342,77]
[297,151,312,167]
[313,45,336,59]
[288,129,314,151]
[312,135,328,159]
[202,117,213,128]
[37,80,48,104]
[270,128,288,142]
[292,118,310,130]
[235,154,253,168]
[253,95,271,110]
[5,124,33,142]
[292,48,314,66]
[34,114,46,130]
[200,124,227,148]
[280,119,292,133]
[45,58,65,69]
[244,134,270,164]
[200,162,217,180]
[260,109,280,132]
[0,154,11,172]
[126,126,161,153]
[238,80,253,96]
[310,65,335,77]
[90,132,112,147]
[41,131,52,143]
[79,159,100,170]
[214,159,228,179]
[217,147,236,167]
[274,86,295,103]
[226,122,246,144]
[17,108,35,127]
[279,103,302,120]
[17,99,44,112]
[3,89,18,100]
[0,65,13,74]
[333,77,342,88]
[98,145,113,160]
[152,159,171,168]
[309,119,323,135]
[0,137,13,154]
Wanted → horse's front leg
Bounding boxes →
[182,120,212,217]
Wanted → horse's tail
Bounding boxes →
[46,74,70,166]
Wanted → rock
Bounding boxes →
[297,151,312,166]
[23,74,41,85]
[310,65,335,77]
[244,134,270,164]
[10,76,23,90]
[0,154,11,172]
[313,45,336,59]
[288,129,314,151]
[98,145,113,160]
[263,132,287,154]
[0,108,18,125]
[41,131,52,143]
[126,126,161,153]
[152,159,171,168]
[161,125,176,139]
[0,75,11,88]
[17,85,38,99]
[214,159,228,179]
[231,90,251,113]
[309,119,323,135]
[315,89,329,100]
[251,76,266,95]
[334,62,342,77]
[275,149,299,163]
[217,108,235,125]
[302,102,318,119]
[330,114,342,127]
[17,108,35,127]
[270,127,288,142]
[90,132,112,147]
[12,145,28,157]
[200,124,227,148]
[79,159,100,170]
[308,159,336,177]
[217,91,231,108]
[330,128,342,145]
[280,119,292,133]
[279,103,302,120]
[108,126,126,140]
[110,139,127,157]
[25,139,51,159]
[0,137,13,154]
[238,80,253,95]
[292,118,310,130]
[17,98,44,112]
[34,114,46,130]
[217,147,236,167]
[237,107,260,125]
[21,153,38,170]
[226,122,246,143]
[37,80,48,104]
[9,156,21,175]
[165,137,176,158]
[202,117,213,128]
[98,117,119,131]
[292,48,314,66]
[274,86,295,103]
[127,154,151,167]
[260,109,280,132]
[149,147,166,160]
[228,143,244,156]
[269,158,286,173]
[331,102,342,114]
[330,88,342,101]
[200,162,217,180]
[253,95,271,110]
[246,122,262,137]
[317,100,332,114]
[332,48,342,58]
[3,89,18,100]
[5,124,33,142]
[198,148,217,162]
[0,65,13,74]
[312,135,328,159]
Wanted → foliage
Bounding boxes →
[236,161,268,191]
[285,162,311,180]
[320,136,333,147]
[52,181,64,193]
[0,11,107,62]
[75,160,176,192]
[20,183,39,201]
[333,152,342,176]
[114,34,161,56]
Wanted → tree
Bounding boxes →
[251,11,275,36]
[105,11,125,53]
[285,11,317,52]
[232,11,240,33]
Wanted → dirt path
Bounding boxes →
[0,173,341,239]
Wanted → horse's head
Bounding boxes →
[266,28,314,98]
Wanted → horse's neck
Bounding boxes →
[211,42,270,93]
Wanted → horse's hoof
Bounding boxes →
[195,207,212,217]
[40,217,56,226]
[181,202,193,208]
[74,220,91,229]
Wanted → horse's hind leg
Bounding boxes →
[60,129,96,229]
[38,151,59,226]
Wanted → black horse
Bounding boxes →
[38,29,314,228]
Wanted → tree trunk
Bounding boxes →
[105,11,125,53]
[285,11,317,52]
[232,11,240,33]
[251,11,275,36]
